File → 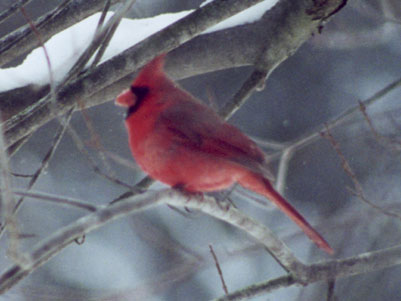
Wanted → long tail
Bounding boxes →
[239,173,333,254]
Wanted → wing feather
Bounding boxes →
[156,98,274,180]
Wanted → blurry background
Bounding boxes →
[0,0,401,300]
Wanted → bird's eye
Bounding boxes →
[130,86,149,102]
[126,86,150,118]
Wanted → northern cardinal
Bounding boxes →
[115,54,333,254]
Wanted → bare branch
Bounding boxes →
[0,189,306,294]
[87,0,120,72]
[220,70,269,120]
[0,0,33,24]
[12,190,99,212]
[64,113,136,190]
[110,176,154,204]
[216,245,401,300]
[268,76,401,162]
[19,6,56,100]
[358,100,401,150]
[0,109,73,240]
[209,245,229,295]
[215,274,296,301]
[327,279,336,301]
[0,0,121,67]
[275,148,294,194]
[321,125,401,221]
[0,117,23,265]
[61,0,136,87]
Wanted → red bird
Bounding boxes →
[115,54,333,254]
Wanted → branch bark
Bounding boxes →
[0,0,121,67]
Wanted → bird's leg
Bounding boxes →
[172,183,204,212]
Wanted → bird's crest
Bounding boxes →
[132,54,167,88]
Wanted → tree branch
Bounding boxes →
[0,189,306,294]
[0,0,33,24]
[267,76,401,162]
[0,0,121,67]
[216,244,401,300]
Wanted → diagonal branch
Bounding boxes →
[0,0,121,67]
[0,109,73,240]
[268,76,401,162]
[0,0,33,24]
[60,0,136,87]
[0,189,306,294]
[216,244,401,300]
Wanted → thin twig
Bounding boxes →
[260,77,401,194]
[10,172,32,178]
[215,275,296,301]
[219,69,269,120]
[65,120,136,190]
[219,1,318,122]
[217,47,289,195]
[102,149,139,170]
[215,244,401,300]
[275,148,295,194]
[358,100,401,150]
[13,190,99,212]
[234,188,273,210]
[0,117,24,265]
[209,245,229,295]
[77,100,114,177]
[27,111,73,189]
[87,0,120,72]
[88,19,121,71]
[4,1,134,155]
[18,3,60,153]
[261,76,401,199]
[0,119,10,224]
[75,103,140,189]
[19,6,56,99]
[251,136,284,151]
[321,124,401,221]
[7,134,33,157]
[129,215,203,261]
[268,76,401,162]
[0,0,121,67]
[1,0,72,58]
[327,279,336,301]
[0,109,73,240]
[60,0,136,87]
[94,0,112,32]
[0,0,32,24]
[20,2,138,202]
[110,176,154,204]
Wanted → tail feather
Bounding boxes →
[239,173,333,254]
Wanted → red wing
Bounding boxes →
[157,98,274,179]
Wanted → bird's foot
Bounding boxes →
[172,184,204,212]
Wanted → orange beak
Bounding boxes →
[115,89,136,107]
